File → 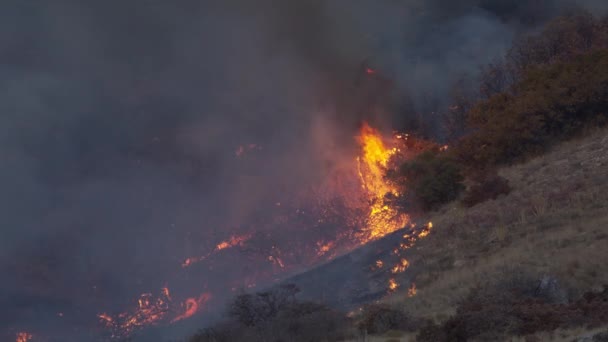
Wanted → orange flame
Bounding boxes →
[216,234,250,251]
[356,122,409,242]
[171,293,211,323]
[97,287,191,338]
[182,234,251,268]
[316,241,335,257]
[15,332,32,342]
[391,258,410,274]
[408,283,417,297]
[388,278,399,292]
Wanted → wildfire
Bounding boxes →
[268,255,285,268]
[16,332,32,342]
[408,283,417,297]
[356,122,409,242]
[216,234,250,251]
[391,258,410,274]
[182,234,251,268]
[171,293,211,323]
[316,241,335,257]
[98,287,210,339]
[388,278,399,292]
[376,260,384,268]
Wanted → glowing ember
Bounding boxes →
[15,332,32,342]
[356,122,409,242]
[97,287,208,339]
[316,241,335,257]
[408,283,417,297]
[391,258,410,274]
[182,234,251,268]
[388,278,399,292]
[418,222,433,238]
[376,260,384,268]
[268,255,285,268]
[171,293,211,323]
[216,234,249,251]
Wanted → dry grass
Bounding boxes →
[376,129,608,338]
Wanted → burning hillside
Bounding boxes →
[84,122,417,340]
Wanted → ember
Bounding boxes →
[388,278,399,292]
[15,332,32,342]
[408,283,417,297]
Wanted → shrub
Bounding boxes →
[357,303,418,334]
[191,285,354,342]
[455,48,608,169]
[394,151,464,211]
[416,321,447,342]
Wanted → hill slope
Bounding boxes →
[281,128,608,340]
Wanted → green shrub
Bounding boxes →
[394,151,464,211]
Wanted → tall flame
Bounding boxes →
[356,122,409,242]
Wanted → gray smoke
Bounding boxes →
[0,1,605,340]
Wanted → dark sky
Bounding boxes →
[1,1,606,340]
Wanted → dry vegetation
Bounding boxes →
[375,128,608,341]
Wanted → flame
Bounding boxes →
[417,222,433,238]
[316,241,335,257]
[182,234,251,268]
[171,293,211,323]
[16,332,32,342]
[98,287,208,339]
[216,234,250,251]
[268,255,285,268]
[356,122,409,242]
[408,283,417,297]
[376,260,384,268]
[391,258,410,274]
[388,278,399,292]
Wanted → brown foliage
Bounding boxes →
[462,173,511,207]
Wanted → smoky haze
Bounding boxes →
[1,1,605,341]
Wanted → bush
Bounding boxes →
[416,321,447,342]
[394,151,464,211]
[357,304,419,334]
[455,48,608,169]
[191,285,354,342]
[462,173,511,207]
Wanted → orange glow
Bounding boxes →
[408,283,417,297]
[216,234,249,251]
[391,258,410,274]
[418,222,433,238]
[388,278,399,292]
[171,293,211,323]
[376,260,384,268]
[268,255,285,268]
[356,122,409,242]
[98,287,199,339]
[316,241,335,257]
[16,332,32,342]
[182,234,251,268]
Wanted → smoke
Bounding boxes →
[1,0,606,340]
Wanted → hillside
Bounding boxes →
[363,127,608,341]
[190,128,608,342]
